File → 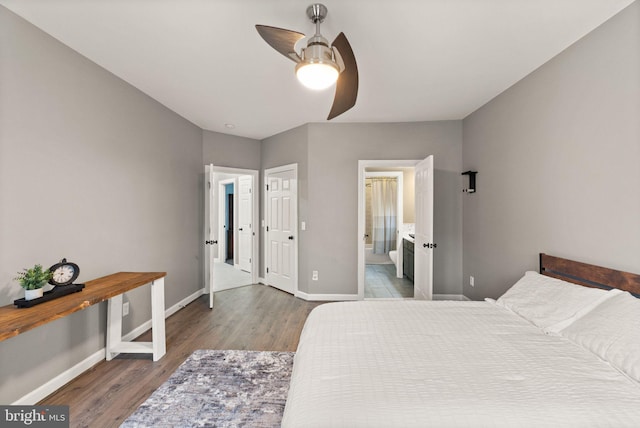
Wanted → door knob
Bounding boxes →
[288,236,294,240]
[205,240,218,245]
[239,228,243,231]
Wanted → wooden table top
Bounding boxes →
[0,271,166,342]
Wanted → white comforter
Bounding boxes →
[282,301,640,427]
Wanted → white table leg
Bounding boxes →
[151,277,166,361]
[106,294,123,361]
[105,278,166,361]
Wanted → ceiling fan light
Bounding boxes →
[296,61,339,90]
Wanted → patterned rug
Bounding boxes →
[122,350,295,428]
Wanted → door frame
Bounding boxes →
[263,163,299,296]
[205,165,259,291]
[357,160,420,300]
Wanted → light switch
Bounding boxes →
[301,221,306,231]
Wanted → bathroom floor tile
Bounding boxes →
[365,264,413,298]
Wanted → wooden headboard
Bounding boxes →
[540,253,640,296]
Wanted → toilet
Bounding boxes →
[389,250,398,268]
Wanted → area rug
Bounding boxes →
[121,350,295,428]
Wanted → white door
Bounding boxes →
[204,167,217,308]
[414,155,434,300]
[266,166,297,294]
[238,176,252,273]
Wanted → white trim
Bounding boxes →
[263,163,299,296]
[121,288,203,342]
[358,160,421,300]
[294,292,469,302]
[433,294,471,301]
[209,165,259,175]
[164,287,205,318]
[295,291,359,301]
[258,277,266,284]
[11,349,105,405]
[13,288,204,405]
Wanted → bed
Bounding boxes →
[282,254,640,427]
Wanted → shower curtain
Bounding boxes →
[371,177,397,254]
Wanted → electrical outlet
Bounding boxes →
[312,270,318,281]
[470,276,475,287]
[123,301,130,316]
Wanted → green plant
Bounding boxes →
[15,264,52,290]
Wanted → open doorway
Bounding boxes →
[357,158,435,300]
[204,165,259,307]
[363,169,413,298]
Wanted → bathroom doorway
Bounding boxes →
[362,167,415,299]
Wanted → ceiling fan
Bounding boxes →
[256,3,358,120]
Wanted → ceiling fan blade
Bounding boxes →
[328,32,358,120]
[255,25,305,62]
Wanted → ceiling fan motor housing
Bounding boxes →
[297,35,337,70]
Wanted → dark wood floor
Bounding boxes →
[39,284,323,428]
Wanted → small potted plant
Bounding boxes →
[15,264,52,300]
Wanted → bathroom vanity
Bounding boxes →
[403,237,415,282]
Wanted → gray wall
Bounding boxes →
[260,125,309,289]
[306,122,463,296]
[462,1,640,300]
[259,122,462,296]
[0,7,203,403]
[203,130,261,170]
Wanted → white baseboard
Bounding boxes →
[258,277,266,285]
[434,294,470,301]
[294,292,470,302]
[295,291,359,301]
[12,349,106,405]
[13,288,205,405]
[164,287,204,318]
[119,288,205,343]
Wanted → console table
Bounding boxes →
[0,272,167,361]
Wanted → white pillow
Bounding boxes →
[560,291,640,382]
[495,271,614,330]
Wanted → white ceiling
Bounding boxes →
[1,0,634,139]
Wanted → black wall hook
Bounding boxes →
[462,171,477,193]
